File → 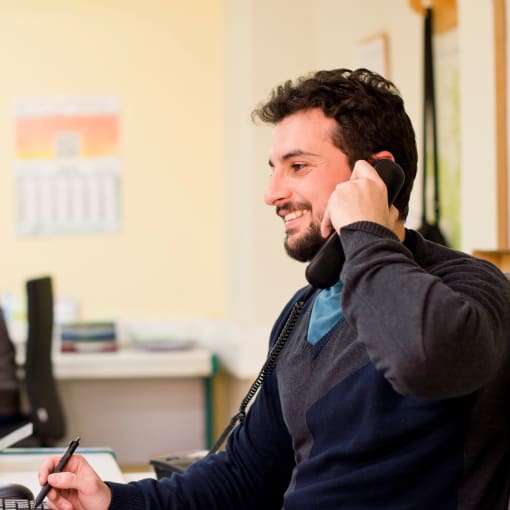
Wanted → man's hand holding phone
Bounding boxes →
[306,158,405,289]
[320,159,401,238]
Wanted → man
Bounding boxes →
[39,69,510,509]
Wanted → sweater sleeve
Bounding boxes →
[339,222,510,399]
[106,298,302,510]
[106,372,294,510]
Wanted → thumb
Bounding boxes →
[48,471,80,490]
[320,209,334,238]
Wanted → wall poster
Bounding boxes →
[14,97,121,235]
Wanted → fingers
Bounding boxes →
[388,203,400,225]
[323,160,392,233]
[48,471,80,491]
[39,455,84,488]
[44,493,74,510]
[350,159,374,179]
[38,454,112,510]
[350,160,389,196]
[39,455,63,486]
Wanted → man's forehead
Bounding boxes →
[268,112,338,164]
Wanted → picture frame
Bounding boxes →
[354,32,389,77]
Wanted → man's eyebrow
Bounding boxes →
[268,150,319,167]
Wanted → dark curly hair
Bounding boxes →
[252,68,417,219]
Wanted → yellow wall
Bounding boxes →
[0,1,225,321]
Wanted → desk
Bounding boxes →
[0,447,124,496]
[49,347,218,466]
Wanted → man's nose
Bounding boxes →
[264,170,291,206]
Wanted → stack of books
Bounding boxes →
[60,322,117,352]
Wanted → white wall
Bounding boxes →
[458,0,497,253]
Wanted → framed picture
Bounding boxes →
[354,33,389,77]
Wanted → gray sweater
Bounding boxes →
[108,224,510,509]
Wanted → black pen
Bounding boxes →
[34,436,80,508]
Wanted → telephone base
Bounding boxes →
[149,449,209,478]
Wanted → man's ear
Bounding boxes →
[371,150,395,163]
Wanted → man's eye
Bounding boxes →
[291,162,307,171]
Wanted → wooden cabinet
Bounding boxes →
[472,250,510,272]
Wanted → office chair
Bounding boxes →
[0,276,66,446]
[25,276,66,444]
[0,308,22,426]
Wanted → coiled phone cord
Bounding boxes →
[206,285,315,456]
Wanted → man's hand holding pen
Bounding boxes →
[37,450,112,510]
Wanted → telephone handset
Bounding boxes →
[305,159,405,289]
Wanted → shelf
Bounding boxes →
[52,346,214,380]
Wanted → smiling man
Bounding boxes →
[39,69,510,510]
[266,108,354,261]
[265,108,404,262]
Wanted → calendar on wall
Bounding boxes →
[14,96,121,235]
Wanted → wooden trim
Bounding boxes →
[409,0,457,33]
[494,0,509,249]
[473,249,510,272]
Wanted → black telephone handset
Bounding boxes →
[305,159,405,289]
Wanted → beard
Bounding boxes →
[284,221,327,262]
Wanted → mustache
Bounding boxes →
[275,202,311,217]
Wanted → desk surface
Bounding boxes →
[0,447,124,496]
[52,346,214,379]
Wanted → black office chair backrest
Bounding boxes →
[25,276,66,444]
[0,308,21,420]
